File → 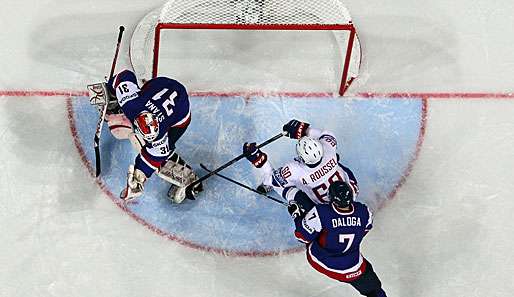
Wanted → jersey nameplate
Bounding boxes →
[332,217,361,228]
[309,158,337,183]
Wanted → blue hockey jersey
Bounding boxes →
[294,201,373,282]
[110,70,191,177]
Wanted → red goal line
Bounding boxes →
[0,90,513,100]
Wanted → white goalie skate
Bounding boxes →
[157,152,202,204]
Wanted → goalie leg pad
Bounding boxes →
[158,152,203,203]
[120,165,147,201]
[158,152,197,187]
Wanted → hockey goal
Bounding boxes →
[130,0,361,96]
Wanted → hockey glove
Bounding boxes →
[243,142,268,168]
[120,165,147,201]
[282,119,310,139]
[256,184,273,194]
[293,190,315,213]
[288,200,305,219]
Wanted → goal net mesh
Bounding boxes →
[130,0,360,95]
[158,0,352,25]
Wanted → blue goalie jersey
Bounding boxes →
[110,70,191,177]
[294,201,373,282]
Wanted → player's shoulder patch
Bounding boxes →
[272,167,289,187]
[319,134,337,147]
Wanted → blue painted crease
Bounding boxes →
[71,95,423,253]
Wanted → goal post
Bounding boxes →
[130,0,361,96]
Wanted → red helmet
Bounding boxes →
[134,111,159,141]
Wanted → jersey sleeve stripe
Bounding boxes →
[294,231,310,243]
[282,186,294,199]
[365,207,373,229]
[140,150,161,170]
[172,110,191,128]
[317,229,328,247]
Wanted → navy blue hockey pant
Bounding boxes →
[349,259,387,297]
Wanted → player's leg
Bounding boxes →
[160,150,199,187]
[128,124,201,203]
[348,259,387,297]
[159,126,202,203]
[106,113,132,140]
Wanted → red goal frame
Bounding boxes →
[151,23,357,96]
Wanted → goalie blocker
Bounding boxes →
[87,69,202,203]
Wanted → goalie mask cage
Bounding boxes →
[130,0,361,96]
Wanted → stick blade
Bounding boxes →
[184,185,195,200]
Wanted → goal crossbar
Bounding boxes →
[152,23,357,95]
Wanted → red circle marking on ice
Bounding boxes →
[5,89,513,257]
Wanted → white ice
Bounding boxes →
[1,0,514,297]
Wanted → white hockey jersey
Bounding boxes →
[259,128,358,204]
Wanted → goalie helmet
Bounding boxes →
[328,180,354,208]
[296,136,323,166]
[134,111,159,142]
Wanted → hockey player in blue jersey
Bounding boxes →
[103,69,202,203]
[289,180,387,297]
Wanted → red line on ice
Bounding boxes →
[0,90,88,97]
[4,89,513,257]
[2,89,514,99]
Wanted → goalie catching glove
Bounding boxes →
[87,81,122,115]
[120,165,147,201]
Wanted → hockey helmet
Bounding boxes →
[328,180,354,208]
[134,111,159,142]
[296,136,323,166]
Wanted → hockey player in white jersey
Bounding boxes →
[243,119,358,211]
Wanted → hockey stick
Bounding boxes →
[199,163,287,206]
[185,131,287,199]
[94,26,125,177]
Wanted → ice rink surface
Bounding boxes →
[2,1,514,297]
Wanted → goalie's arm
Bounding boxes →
[107,69,144,120]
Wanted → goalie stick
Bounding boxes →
[94,26,125,177]
[185,131,287,199]
[199,163,287,206]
